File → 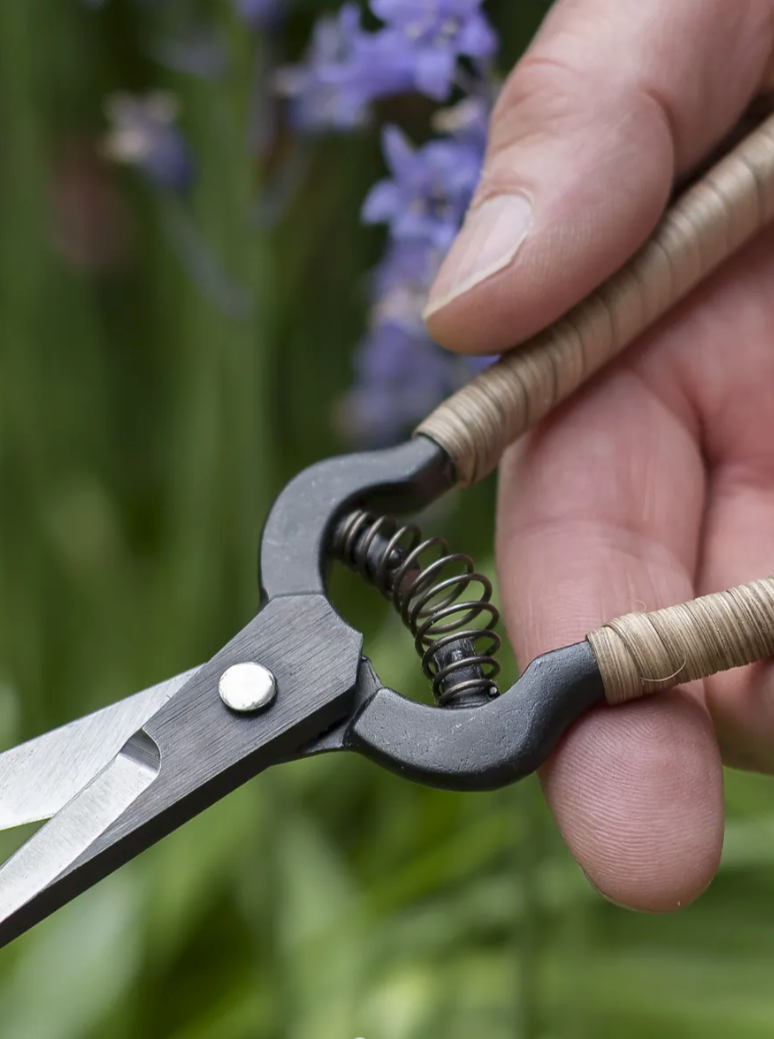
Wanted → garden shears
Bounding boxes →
[1,110,774,950]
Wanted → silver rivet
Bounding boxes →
[219,663,276,713]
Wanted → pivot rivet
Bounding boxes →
[219,663,276,713]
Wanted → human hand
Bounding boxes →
[423,0,774,913]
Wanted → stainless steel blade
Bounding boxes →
[0,667,200,831]
[0,730,161,924]
[0,595,363,949]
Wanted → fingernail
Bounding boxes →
[423,193,532,319]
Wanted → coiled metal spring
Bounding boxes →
[331,510,501,706]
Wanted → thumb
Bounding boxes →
[424,0,774,354]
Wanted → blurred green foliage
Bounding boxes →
[2,3,774,1038]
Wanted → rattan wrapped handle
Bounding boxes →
[416,112,774,487]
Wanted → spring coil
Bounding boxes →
[332,510,501,706]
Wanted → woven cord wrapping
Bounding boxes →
[587,578,774,705]
[416,112,774,486]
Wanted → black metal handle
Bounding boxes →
[346,643,606,792]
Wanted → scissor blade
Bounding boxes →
[0,668,200,831]
[0,730,160,928]
[0,596,362,950]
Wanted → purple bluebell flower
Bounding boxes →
[341,315,491,445]
[350,103,494,444]
[273,0,498,444]
[275,5,413,131]
[341,321,455,444]
[371,0,498,100]
[102,93,194,193]
[343,233,493,445]
[276,0,496,132]
[432,95,491,151]
[362,124,482,249]
[371,239,444,299]
[235,0,284,30]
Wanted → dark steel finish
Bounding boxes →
[349,642,605,790]
[259,436,453,599]
[0,596,361,948]
[0,432,613,949]
[302,642,605,791]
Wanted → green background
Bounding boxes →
[1,2,774,1037]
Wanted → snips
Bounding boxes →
[2,110,774,948]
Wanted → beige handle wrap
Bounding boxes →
[416,112,774,487]
[587,577,774,705]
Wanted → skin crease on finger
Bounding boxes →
[495,226,774,913]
